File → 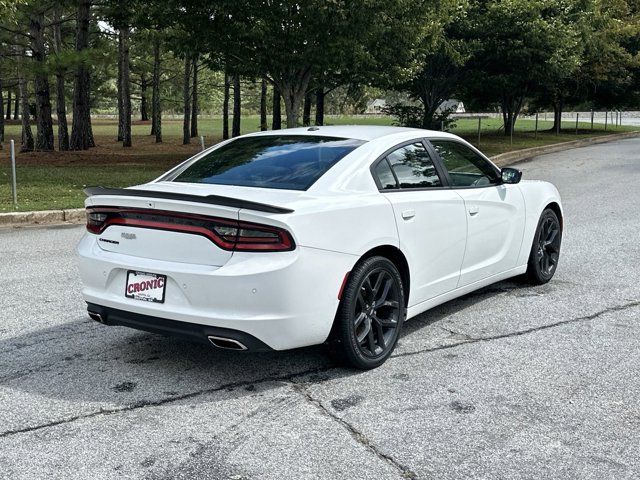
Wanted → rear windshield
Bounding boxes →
[171,135,365,190]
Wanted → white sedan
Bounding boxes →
[77,126,562,369]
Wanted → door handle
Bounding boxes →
[401,209,416,220]
[468,205,479,216]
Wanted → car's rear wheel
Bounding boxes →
[524,208,562,284]
[331,256,405,369]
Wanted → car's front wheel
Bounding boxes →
[524,208,562,284]
[331,256,406,369]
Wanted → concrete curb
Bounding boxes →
[491,131,640,167]
[0,208,84,228]
[1,131,639,228]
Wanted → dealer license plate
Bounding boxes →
[125,270,167,303]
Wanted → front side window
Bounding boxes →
[375,142,442,190]
[172,135,365,191]
[431,141,500,187]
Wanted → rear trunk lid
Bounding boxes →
[85,182,300,267]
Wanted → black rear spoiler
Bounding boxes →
[83,186,294,214]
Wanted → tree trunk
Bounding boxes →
[232,74,241,137]
[500,94,524,137]
[0,80,4,142]
[501,108,514,137]
[53,4,69,151]
[86,77,95,148]
[151,36,162,142]
[421,94,431,129]
[18,68,34,152]
[182,55,191,145]
[55,73,70,151]
[283,93,302,129]
[315,87,324,126]
[117,30,124,142]
[272,84,281,130]
[5,89,11,120]
[278,74,311,129]
[190,56,198,137]
[70,0,94,151]
[222,70,230,139]
[29,11,55,151]
[140,75,149,121]
[120,26,132,147]
[14,91,19,120]
[420,91,441,130]
[550,99,563,134]
[260,78,268,131]
[302,90,311,127]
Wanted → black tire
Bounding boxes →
[524,208,562,284]
[330,256,406,369]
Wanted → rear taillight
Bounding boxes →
[87,211,108,233]
[234,224,294,251]
[86,207,295,252]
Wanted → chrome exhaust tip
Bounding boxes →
[207,335,248,351]
[88,311,104,323]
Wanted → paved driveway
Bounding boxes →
[1,138,639,479]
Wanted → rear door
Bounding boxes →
[429,140,526,286]
[374,140,467,306]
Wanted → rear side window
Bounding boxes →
[373,160,397,190]
[172,135,365,191]
[374,142,442,190]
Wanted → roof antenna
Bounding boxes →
[307,126,320,131]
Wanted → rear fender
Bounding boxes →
[238,193,399,256]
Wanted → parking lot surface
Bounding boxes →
[1,138,639,479]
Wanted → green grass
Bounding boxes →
[2,114,633,141]
[452,117,636,156]
[0,114,637,213]
[0,164,172,212]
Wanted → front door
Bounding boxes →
[429,140,526,286]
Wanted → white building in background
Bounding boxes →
[365,99,387,114]
[437,99,465,114]
[366,98,465,115]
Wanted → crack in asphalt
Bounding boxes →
[289,381,418,479]
[1,299,638,440]
[392,299,640,359]
[0,366,334,440]
[437,325,474,339]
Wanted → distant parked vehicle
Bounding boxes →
[78,126,563,369]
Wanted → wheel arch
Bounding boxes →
[358,245,411,307]
[516,181,563,267]
[326,243,410,355]
[545,201,563,231]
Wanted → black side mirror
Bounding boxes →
[501,167,522,184]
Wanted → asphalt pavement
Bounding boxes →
[1,138,639,479]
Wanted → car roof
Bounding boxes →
[242,125,460,142]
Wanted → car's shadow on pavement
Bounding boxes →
[400,279,532,337]
[1,279,535,410]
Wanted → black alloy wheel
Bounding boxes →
[525,208,562,284]
[331,256,405,369]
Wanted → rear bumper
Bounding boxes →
[77,233,357,350]
[87,303,272,351]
